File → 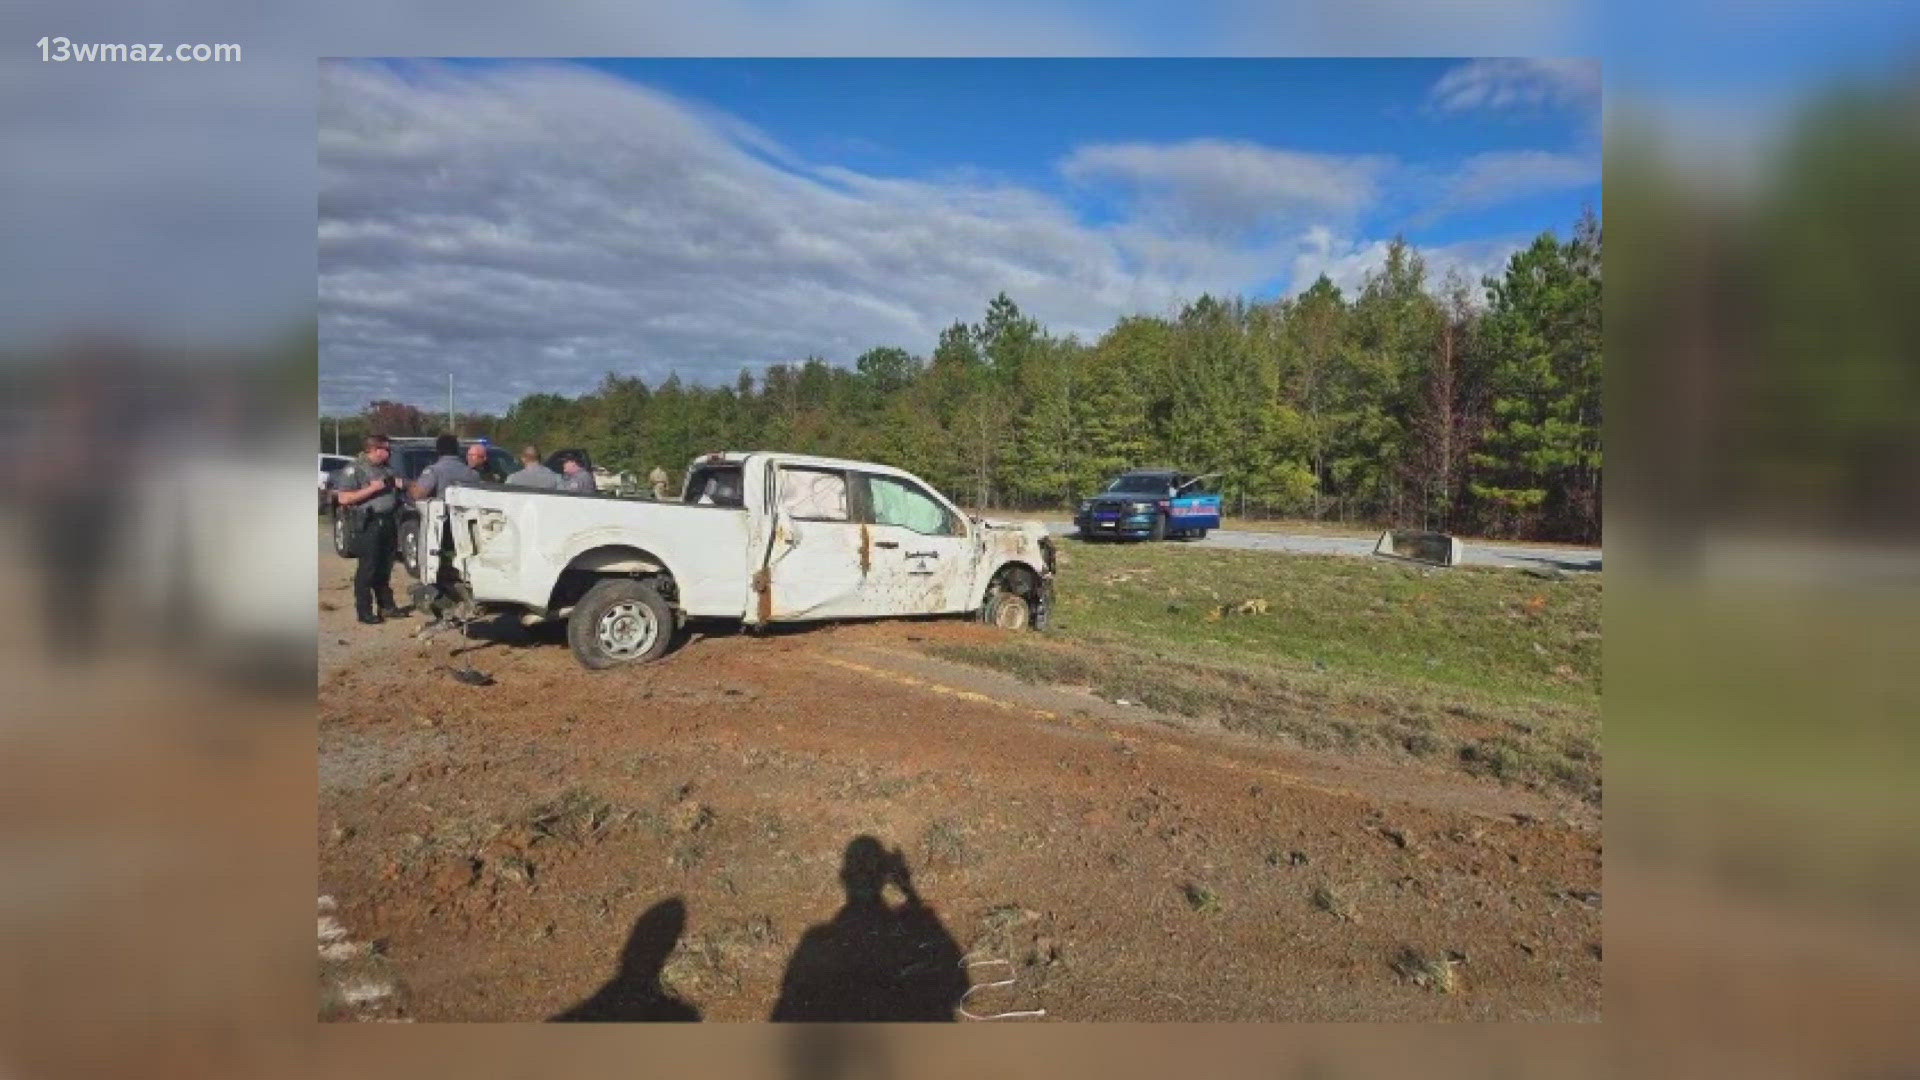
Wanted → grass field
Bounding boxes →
[928,538,1602,802]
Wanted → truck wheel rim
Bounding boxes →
[597,600,658,658]
[993,594,1030,630]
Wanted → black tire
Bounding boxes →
[1193,527,1209,540]
[980,589,1032,631]
[1149,513,1167,541]
[567,578,675,669]
[331,509,352,558]
[397,517,421,579]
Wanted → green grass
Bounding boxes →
[930,539,1601,801]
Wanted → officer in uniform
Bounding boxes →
[334,433,406,624]
[559,454,598,494]
[508,445,561,489]
[465,441,504,482]
[409,433,482,501]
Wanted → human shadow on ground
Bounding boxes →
[770,835,967,1022]
[782,1024,897,1080]
[550,898,701,1022]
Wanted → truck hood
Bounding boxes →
[972,517,1054,554]
[973,516,1049,538]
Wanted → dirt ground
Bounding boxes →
[317,532,1601,1022]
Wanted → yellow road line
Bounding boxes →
[819,655,1063,724]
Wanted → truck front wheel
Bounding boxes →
[568,578,675,669]
[982,589,1032,630]
[1149,513,1167,541]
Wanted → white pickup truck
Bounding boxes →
[417,450,1056,668]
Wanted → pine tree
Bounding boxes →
[1470,222,1602,540]
[1075,318,1165,495]
[1284,275,1347,519]
[1343,238,1440,523]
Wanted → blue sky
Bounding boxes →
[8,0,1913,371]
[320,58,1599,413]
[572,58,1597,245]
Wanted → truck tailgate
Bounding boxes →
[438,486,756,617]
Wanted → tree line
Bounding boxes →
[325,212,1600,542]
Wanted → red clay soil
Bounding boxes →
[317,539,1600,1022]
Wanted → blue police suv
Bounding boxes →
[1073,469,1223,541]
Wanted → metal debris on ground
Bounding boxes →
[1203,597,1270,621]
[442,664,495,687]
[1372,530,1464,568]
[957,955,1047,1021]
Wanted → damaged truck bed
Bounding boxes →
[419,451,1055,668]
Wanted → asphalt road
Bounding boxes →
[1044,521,1601,571]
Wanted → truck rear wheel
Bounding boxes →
[568,578,674,669]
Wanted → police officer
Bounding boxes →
[465,441,504,483]
[559,454,598,494]
[334,433,406,624]
[507,445,561,490]
[408,432,482,501]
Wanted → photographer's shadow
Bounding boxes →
[770,835,966,1022]
[550,898,700,1022]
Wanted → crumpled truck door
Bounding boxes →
[761,465,869,621]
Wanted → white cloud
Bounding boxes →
[1416,148,1600,226]
[1428,58,1600,113]
[1059,140,1388,237]
[318,61,1541,413]
[3,1,1603,356]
